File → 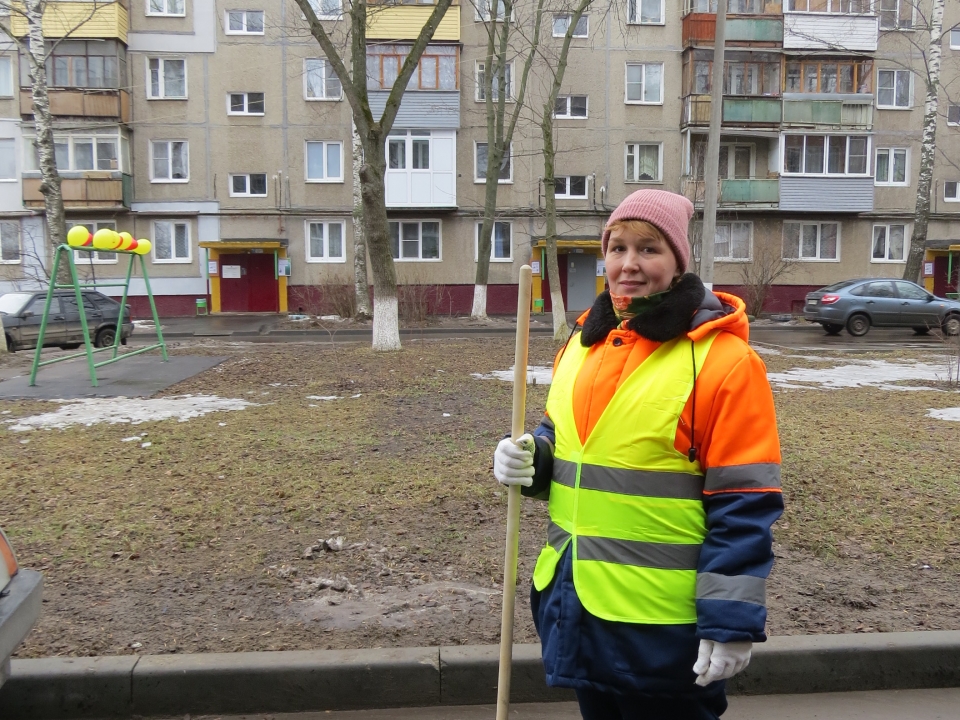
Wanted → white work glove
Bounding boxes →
[493,434,536,487]
[693,639,752,687]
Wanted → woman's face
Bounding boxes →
[605,226,680,297]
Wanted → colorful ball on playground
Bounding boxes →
[117,232,135,251]
[134,239,151,255]
[93,228,119,250]
[67,225,91,247]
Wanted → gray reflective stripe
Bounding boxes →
[696,572,766,606]
[547,522,571,551]
[578,464,704,500]
[553,459,578,488]
[578,536,701,570]
[705,463,781,492]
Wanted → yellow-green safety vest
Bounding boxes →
[532,330,719,624]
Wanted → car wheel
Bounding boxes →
[95,326,117,348]
[912,327,931,335]
[943,314,960,337]
[59,343,82,350]
[846,313,871,337]
[823,323,844,335]
[4,334,14,352]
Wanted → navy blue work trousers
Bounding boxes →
[574,687,727,720]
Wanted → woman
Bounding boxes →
[494,189,783,720]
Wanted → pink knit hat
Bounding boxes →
[601,189,695,273]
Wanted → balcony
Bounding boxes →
[782,94,873,129]
[10,0,129,42]
[783,12,878,51]
[20,88,130,123]
[682,177,780,209]
[779,176,874,213]
[683,13,783,47]
[368,91,459,130]
[683,95,782,126]
[22,174,132,210]
[366,1,460,42]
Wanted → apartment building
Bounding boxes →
[0,0,957,316]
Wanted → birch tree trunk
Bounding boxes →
[351,121,372,320]
[902,0,945,282]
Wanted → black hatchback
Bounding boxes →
[0,290,135,351]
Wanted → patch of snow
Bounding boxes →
[141,442,152,448]
[120,436,141,442]
[8,395,256,432]
[319,315,342,322]
[306,395,342,401]
[350,393,361,399]
[472,365,554,385]
[752,346,782,355]
[442,413,451,417]
[768,359,952,391]
[928,408,960,421]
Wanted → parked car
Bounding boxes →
[804,279,960,337]
[0,290,134,352]
[0,526,42,690]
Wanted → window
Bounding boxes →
[27,40,125,90]
[951,29,960,50]
[945,181,960,202]
[783,222,839,261]
[783,135,869,175]
[475,142,512,183]
[476,0,507,21]
[553,14,588,37]
[0,221,19,263]
[787,0,871,11]
[949,105,960,126]
[625,143,661,182]
[0,138,15,180]
[872,224,907,262]
[554,95,588,118]
[304,58,342,100]
[226,10,264,34]
[475,61,512,102]
[307,0,342,19]
[875,148,908,186]
[230,173,268,197]
[151,140,188,182]
[0,56,12,96]
[306,221,345,262]
[227,92,264,115]
[783,59,872,94]
[476,221,512,262]
[148,0,185,16]
[714,222,752,261]
[26,135,120,172]
[153,221,190,262]
[877,69,912,108]
[70,220,116,264]
[554,176,587,198]
[367,45,458,92]
[625,63,663,104]
[305,141,343,182]
[390,221,441,261]
[147,58,186,99]
[385,130,455,207]
[628,0,663,24]
[879,0,913,30]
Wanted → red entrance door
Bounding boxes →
[220,253,278,312]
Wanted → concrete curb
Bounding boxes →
[3,632,960,719]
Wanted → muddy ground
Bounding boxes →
[2,336,959,657]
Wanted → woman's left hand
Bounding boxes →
[693,639,752,686]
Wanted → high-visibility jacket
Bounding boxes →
[533,331,719,624]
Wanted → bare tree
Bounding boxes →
[351,120,372,320]
[293,0,454,350]
[539,0,593,342]
[470,0,545,318]
[737,235,795,318]
[0,1,120,285]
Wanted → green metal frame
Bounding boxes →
[28,244,168,387]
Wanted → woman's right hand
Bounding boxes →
[493,434,536,487]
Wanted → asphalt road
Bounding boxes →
[213,688,960,720]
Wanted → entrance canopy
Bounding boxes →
[199,240,289,314]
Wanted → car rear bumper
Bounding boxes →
[121,321,134,339]
[0,569,43,690]
[803,305,844,323]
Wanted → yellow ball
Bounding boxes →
[117,232,135,251]
[67,225,90,247]
[93,228,117,250]
[134,239,152,255]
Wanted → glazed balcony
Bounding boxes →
[22,174,132,210]
[366,0,460,42]
[20,88,130,123]
[783,11,878,51]
[682,95,782,126]
[682,177,781,209]
[682,13,783,47]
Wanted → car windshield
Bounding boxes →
[0,293,34,315]
[819,280,859,293]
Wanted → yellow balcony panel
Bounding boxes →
[10,1,129,43]
[366,4,460,41]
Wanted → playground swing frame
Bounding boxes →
[28,243,168,387]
